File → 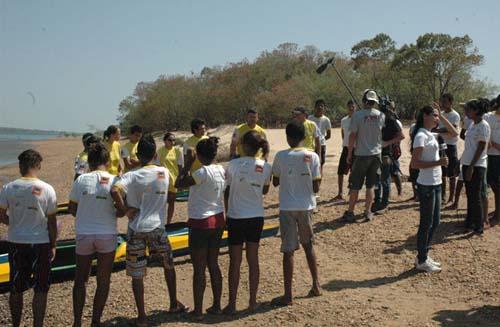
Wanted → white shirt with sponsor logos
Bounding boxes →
[115,165,170,232]
[69,171,118,235]
[188,164,225,219]
[341,116,352,148]
[226,157,272,219]
[439,109,461,145]
[461,119,490,168]
[0,178,57,243]
[484,112,500,156]
[308,115,332,146]
[413,128,442,186]
[272,148,321,211]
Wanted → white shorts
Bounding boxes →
[75,234,117,255]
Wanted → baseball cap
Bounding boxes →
[292,106,308,115]
[364,89,379,104]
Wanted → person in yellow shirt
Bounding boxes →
[121,125,143,172]
[157,132,184,223]
[292,106,321,156]
[103,125,122,176]
[229,108,268,160]
[183,119,208,174]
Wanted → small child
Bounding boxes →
[0,149,57,327]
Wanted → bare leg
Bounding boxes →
[365,187,374,213]
[167,192,176,224]
[91,252,115,325]
[246,242,260,310]
[334,174,344,199]
[348,190,359,213]
[207,247,222,313]
[302,242,321,296]
[223,245,242,314]
[448,177,457,203]
[483,196,490,228]
[442,177,447,201]
[9,292,23,327]
[283,252,294,303]
[163,254,185,312]
[33,292,48,327]
[190,247,208,318]
[450,180,464,209]
[73,254,93,327]
[132,278,147,325]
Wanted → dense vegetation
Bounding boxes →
[118,33,497,131]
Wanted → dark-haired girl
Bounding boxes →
[175,137,225,319]
[461,99,491,234]
[103,125,122,176]
[68,143,119,326]
[222,131,271,314]
[410,103,458,273]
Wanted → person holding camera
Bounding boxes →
[410,103,458,272]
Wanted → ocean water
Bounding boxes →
[0,131,60,167]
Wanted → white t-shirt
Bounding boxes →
[69,171,118,235]
[0,178,57,243]
[226,157,272,219]
[463,116,473,130]
[412,129,441,186]
[461,119,491,168]
[272,148,321,211]
[484,112,500,156]
[188,164,225,219]
[308,115,332,146]
[341,116,351,148]
[439,109,461,145]
[116,165,170,232]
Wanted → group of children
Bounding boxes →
[0,116,322,326]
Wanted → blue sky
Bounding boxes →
[1,0,499,132]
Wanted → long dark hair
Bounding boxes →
[103,125,119,142]
[242,131,269,158]
[410,106,435,152]
[465,98,490,118]
[196,137,219,162]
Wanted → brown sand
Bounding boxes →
[0,128,499,326]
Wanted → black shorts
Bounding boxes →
[227,217,264,245]
[320,146,326,166]
[188,228,223,249]
[337,146,350,175]
[8,242,52,293]
[487,155,500,188]
[442,144,459,177]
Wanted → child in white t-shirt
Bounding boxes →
[111,135,186,326]
[69,142,120,326]
[271,121,322,306]
[175,137,225,319]
[222,131,272,314]
[0,149,57,327]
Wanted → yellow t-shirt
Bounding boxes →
[157,146,184,192]
[183,135,209,174]
[121,141,139,173]
[106,141,121,176]
[234,123,267,157]
[303,119,318,151]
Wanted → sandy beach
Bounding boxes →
[0,127,499,326]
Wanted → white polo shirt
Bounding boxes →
[484,112,500,156]
[0,178,57,243]
[439,109,461,145]
[461,119,490,167]
[188,164,225,219]
[412,128,441,186]
[272,148,321,211]
[69,170,118,235]
[115,165,170,232]
[226,157,272,219]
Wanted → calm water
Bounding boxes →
[0,132,60,167]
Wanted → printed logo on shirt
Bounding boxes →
[304,154,312,163]
[32,186,43,196]
[157,171,166,179]
[100,176,110,185]
[255,164,264,173]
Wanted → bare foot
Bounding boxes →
[222,304,236,315]
[271,295,293,307]
[333,194,343,201]
[307,286,322,297]
[188,310,204,321]
[246,302,260,313]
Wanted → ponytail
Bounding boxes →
[242,131,268,157]
[103,125,118,142]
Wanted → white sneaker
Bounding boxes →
[416,260,442,273]
[427,256,441,267]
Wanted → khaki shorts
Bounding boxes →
[279,210,314,253]
[126,227,173,279]
[76,234,117,255]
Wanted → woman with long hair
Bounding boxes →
[410,103,458,272]
[103,125,122,176]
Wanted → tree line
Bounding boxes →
[117,33,497,132]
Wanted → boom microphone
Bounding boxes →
[316,57,334,74]
[316,57,361,108]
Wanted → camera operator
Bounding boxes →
[372,97,405,213]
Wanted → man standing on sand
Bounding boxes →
[437,93,461,203]
[334,100,356,200]
[308,99,332,170]
[342,90,385,222]
[229,108,267,160]
[292,106,321,157]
